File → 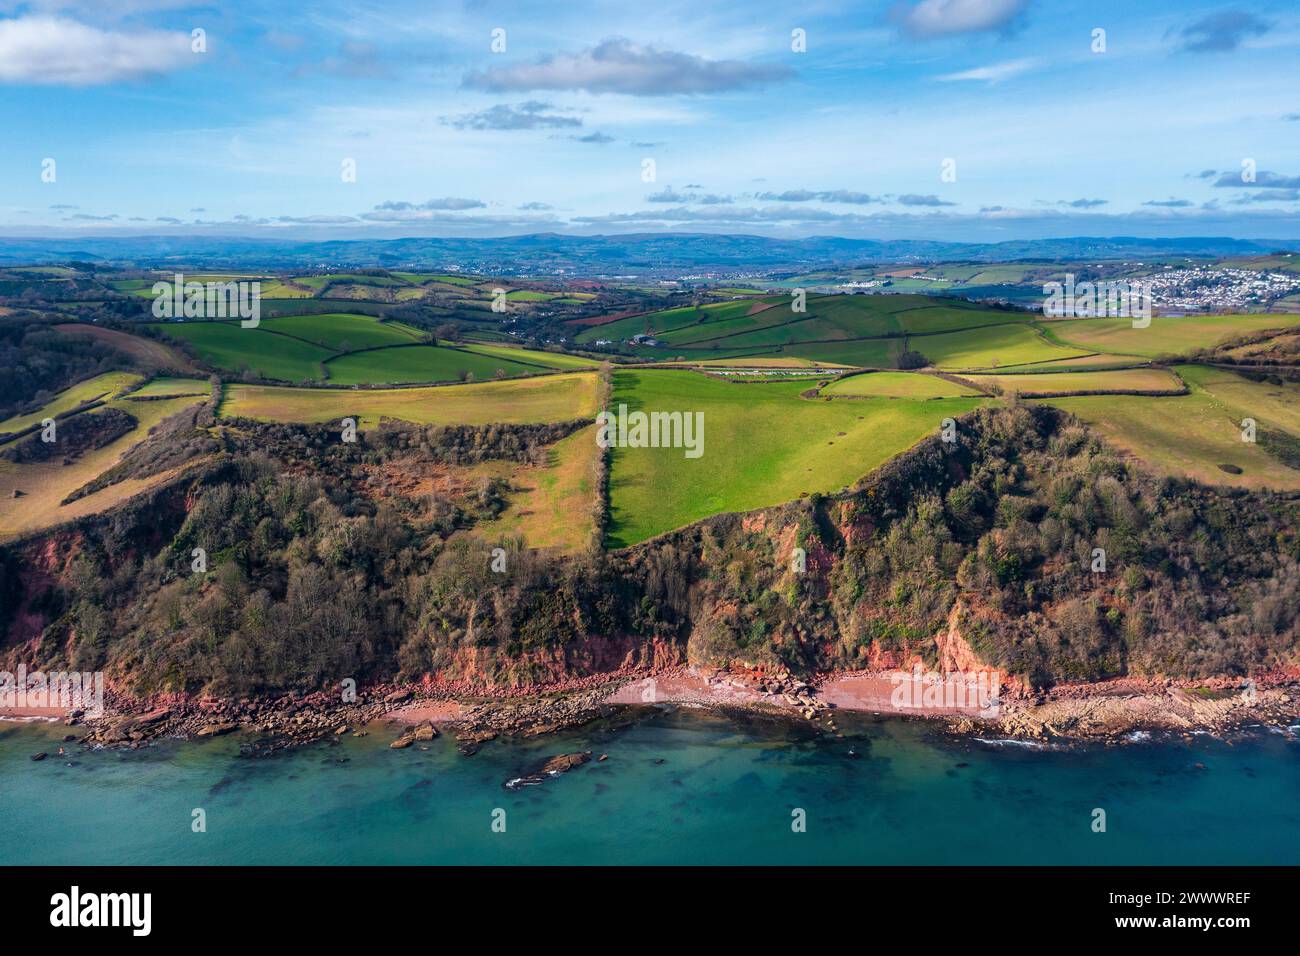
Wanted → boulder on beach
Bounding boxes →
[195,723,237,738]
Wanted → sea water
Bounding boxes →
[1,709,1297,865]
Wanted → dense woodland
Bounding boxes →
[0,318,133,421]
[2,403,1296,695]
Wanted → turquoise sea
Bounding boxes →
[2,708,1298,865]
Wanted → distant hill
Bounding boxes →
[0,233,1293,275]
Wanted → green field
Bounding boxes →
[261,313,423,350]
[605,369,987,546]
[323,345,540,385]
[1046,366,1300,491]
[460,343,599,370]
[392,272,479,287]
[894,306,1013,335]
[572,300,764,344]
[150,312,596,386]
[916,323,1092,369]
[576,294,1092,373]
[149,322,333,382]
[260,298,389,317]
[294,273,406,289]
[685,357,820,368]
[126,377,209,398]
[504,289,559,302]
[575,294,1005,350]
[784,338,903,368]
[222,371,599,429]
[821,371,982,399]
[696,297,900,348]
[963,368,1184,395]
[1177,364,1300,436]
[989,354,1143,373]
[1047,314,1300,358]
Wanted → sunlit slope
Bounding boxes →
[605,369,987,546]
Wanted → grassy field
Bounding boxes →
[1176,364,1300,436]
[1047,314,1300,358]
[126,377,209,398]
[0,391,208,540]
[149,311,597,386]
[260,298,389,317]
[261,313,423,350]
[149,322,333,382]
[963,367,1184,395]
[784,338,903,368]
[620,308,1091,371]
[574,294,1009,352]
[1046,366,1300,491]
[1,371,143,439]
[894,306,1013,334]
[323,345,542,385]
[684,356,820,368]
[460,343,599,370]
[574,299,776,345]
[989,353,1143,372]
[294,273,407,289]
[605,369,987,546]
[821,371,982,398]
[222,371,599,428]
[473,424,597,552]
[916,323,1092,369]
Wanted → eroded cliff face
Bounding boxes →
[3,404,1298,698]
[426,636,683,690]
[934,602,988,674]
[617,402,1300,688]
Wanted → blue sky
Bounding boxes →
[1,0,1299,240]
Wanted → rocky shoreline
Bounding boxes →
[6,666,1299,758]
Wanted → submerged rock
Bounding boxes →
[539,751,591,775]
[504,751,592,789]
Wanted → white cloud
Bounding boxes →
[896,0,1029,38]
[937,57,1038,83]
[0,16,196,86]
[462,37,792,96]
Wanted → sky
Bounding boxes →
[1,0,1299,241]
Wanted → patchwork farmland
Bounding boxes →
[148,311,597,386]
[7,276,1300,558]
